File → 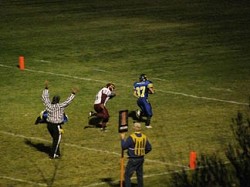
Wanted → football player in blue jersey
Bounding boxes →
[133,74,155,128]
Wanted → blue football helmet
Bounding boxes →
[139,74,147,82]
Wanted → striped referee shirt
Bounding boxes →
[42,89,75,124]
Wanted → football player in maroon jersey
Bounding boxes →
[89,83,116,131]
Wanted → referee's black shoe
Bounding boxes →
[49,154,61,159]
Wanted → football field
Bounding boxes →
[1,0,250,186]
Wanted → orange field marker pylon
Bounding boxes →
[189,151,197,170]
[19,56,25,70]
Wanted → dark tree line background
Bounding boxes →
[170,111,250,187]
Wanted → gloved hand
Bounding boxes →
[109,92,116,99]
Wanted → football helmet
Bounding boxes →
[139,74,147,82]
[106,83,115,91]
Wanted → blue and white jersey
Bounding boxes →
[133,80,153,99]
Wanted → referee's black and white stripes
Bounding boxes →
[41,85,77,159]
[42,89,75,124]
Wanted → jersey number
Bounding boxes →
[136,86,146,97]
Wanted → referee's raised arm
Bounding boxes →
[42,80,51,107]
[60,87,79,107]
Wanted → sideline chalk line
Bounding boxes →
[80,161,234,187]
[0,130,188,186]
[0,64,248,106]
[0,176,47,186]
[0,130,187,168]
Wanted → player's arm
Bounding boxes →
[133,89,139,98]
[148,82,155,94]
[148,87,154,94]
[108,91,116,99]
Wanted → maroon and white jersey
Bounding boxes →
[94,87,112,106]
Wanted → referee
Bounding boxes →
[42,80,78,159]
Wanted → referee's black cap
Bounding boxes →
[52,95,60,104]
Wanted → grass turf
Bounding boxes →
[1,0,250,186]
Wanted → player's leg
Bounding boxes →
[144,101,153,128]
[100,107,110,130]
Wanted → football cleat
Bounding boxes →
[100,127,108,132]
[145,125,152,129]
[49,154,61,159]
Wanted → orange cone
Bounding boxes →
[19,56,25,70]
[189,151,197,169]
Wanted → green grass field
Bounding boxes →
[1,0,250,186]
